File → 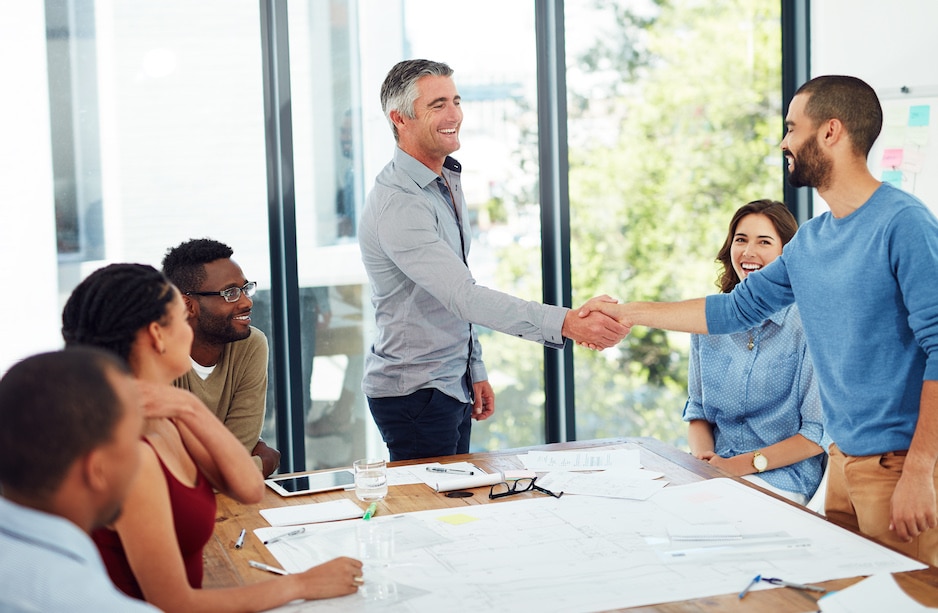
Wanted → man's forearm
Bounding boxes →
[623,298,709,334]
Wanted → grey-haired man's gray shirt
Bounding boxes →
[359,147,568,402]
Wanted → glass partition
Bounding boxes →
[44,0,276,441]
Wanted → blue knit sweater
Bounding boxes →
[707,183,938,456]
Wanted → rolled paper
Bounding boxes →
[433,472,504,493]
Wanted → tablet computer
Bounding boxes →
[265,469,355,497]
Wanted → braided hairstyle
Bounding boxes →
[62,263,175,361]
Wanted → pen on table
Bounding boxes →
[762,577,828,593]
[738,574,761,599]
[262,527,306,545]
[362,502,378,521]
[234,528,246,549]
[248,560,289,576]
[426,466,474,475]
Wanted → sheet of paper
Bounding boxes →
[386,461,483,487]
[819,573,938,612]
[518,448,641,471]
[259,498,364,526]
[259,478,926,613]
[536,468,667,500]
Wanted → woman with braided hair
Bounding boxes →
[62,263,364,611]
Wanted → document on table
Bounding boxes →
[536,468,667,500]
[258,498,364,527]
[259,478,925,613]
[385,461,483,487]
[517,448,640,471]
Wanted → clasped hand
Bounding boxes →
[565,295,632,351]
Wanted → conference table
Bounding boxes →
[204,437,938,611]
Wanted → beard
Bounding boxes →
[198,309,252,344]
[786,136,833,190]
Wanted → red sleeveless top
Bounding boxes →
[92,439,216,600]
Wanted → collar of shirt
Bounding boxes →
[0,496,98,565]
[759,303,792,329]
[393,147,462,188]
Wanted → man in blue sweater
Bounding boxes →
[584,75,938,565]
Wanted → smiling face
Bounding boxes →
[781,93,833,190]
[394,74,462,172]
[188,258,253,347]
[730,213,784,282]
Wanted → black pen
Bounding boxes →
[427,466,474,475]
[761,576,827,593]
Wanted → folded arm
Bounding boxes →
[139,381,264,503]
[119,444,362,612]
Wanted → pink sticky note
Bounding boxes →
[881,148,904,169]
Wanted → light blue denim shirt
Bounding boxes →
[360,148,567,402]
[684,304,826,499]
[0,496,159,612]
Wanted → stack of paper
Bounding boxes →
[259,498,364,527]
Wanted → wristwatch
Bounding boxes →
[752,451,768,473]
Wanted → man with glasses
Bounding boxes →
[163,238,280,476]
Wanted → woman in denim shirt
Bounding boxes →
[684,200,826,505]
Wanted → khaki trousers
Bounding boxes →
[826,443,938,566]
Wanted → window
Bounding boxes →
[565,0,783,445]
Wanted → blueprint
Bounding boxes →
[258,477,926,612]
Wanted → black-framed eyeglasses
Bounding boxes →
[185,281,257,303]
[489,477,563,500]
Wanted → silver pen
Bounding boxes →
[248,560,289,576]
[426,466,474,475]
[263,526,306,545]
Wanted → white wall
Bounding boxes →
[811,0,937,93]
[0,4,62,375]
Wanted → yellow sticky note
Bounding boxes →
[437,513,479,525]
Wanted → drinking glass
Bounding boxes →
[353,458,388,502]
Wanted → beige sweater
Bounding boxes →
[175,327,268,472]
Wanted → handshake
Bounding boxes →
[561,295,633,351]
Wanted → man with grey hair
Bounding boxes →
[359,59,628,461]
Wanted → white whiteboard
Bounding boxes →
[868,93,938,214]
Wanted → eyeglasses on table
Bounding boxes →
[489,477,563,500]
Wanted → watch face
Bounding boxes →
[753,453,768,472]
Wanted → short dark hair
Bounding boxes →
[716,199,798,293]
[380,59,454,141]
[162,238,234,293]
[0,348,131,496]
[795,75,883,157]
[62,263,175,362]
